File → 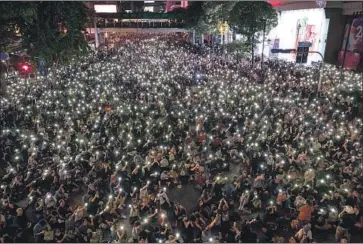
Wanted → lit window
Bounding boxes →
[144,6,154,12]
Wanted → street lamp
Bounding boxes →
[295,20,302,64]
[296,21,301,39]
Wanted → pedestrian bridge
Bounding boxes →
[90,12,187,33]
[96,28,187,34]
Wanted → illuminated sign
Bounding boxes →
[144,6,154,12]
[94,4,117,13]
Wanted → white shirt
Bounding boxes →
[157,191,169,205]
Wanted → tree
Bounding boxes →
[23,2,89,64]
[0,2,38,51]
[229,2,278,63]
[170,2,203,32]
[171,2,235,35]
[0,2,89,64]
[200,2,236,34]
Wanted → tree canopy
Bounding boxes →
[0,2,89,64]
[176,1,278,40]
[0,2,38,51]
[229,1,278,42]
[171,2,236,35]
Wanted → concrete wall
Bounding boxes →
[342,2,363,15]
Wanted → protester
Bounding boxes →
[0,34,362,243]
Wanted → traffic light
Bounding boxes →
[19,63,32,73]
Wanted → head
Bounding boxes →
[222,205,228,212]
[59,199,65,207]
[340,237,348,243]
[16,208,23,216]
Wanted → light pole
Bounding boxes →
[311,51,324,93]
[93,17,99,49]
[296,22,302,63]
[271,49,324,93]
[340,18,353,78]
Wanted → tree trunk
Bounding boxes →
[251,35,254,66]
[211,35,214,53]
[0,62,7,96]
[93,17,99,49]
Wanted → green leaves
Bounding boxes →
[201,1,236,34]
[229,2,278,40]
[0,2,89,64]
[175,1,236,35]
[0,2,37,48]
[179,1,278,41]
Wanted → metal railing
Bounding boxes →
[93,21,185,29]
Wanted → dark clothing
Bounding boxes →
[13,215,27,229]
[345,196,357,207]
[340,213,356,229]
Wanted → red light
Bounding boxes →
[269,1,283,7]
[19,63,32,74]
[22,64,29,71]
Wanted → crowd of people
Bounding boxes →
[0,34,362,243]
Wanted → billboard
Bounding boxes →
[266,9,329,64]
[339,16,362,70]
[337,51,360,70]
[341,16,362,52]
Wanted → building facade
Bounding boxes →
[267,1,362,70]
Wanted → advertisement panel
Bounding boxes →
[339,16,362,70]
[341,16,362,52]
[270,39,280,59]
[337,51,361,70]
